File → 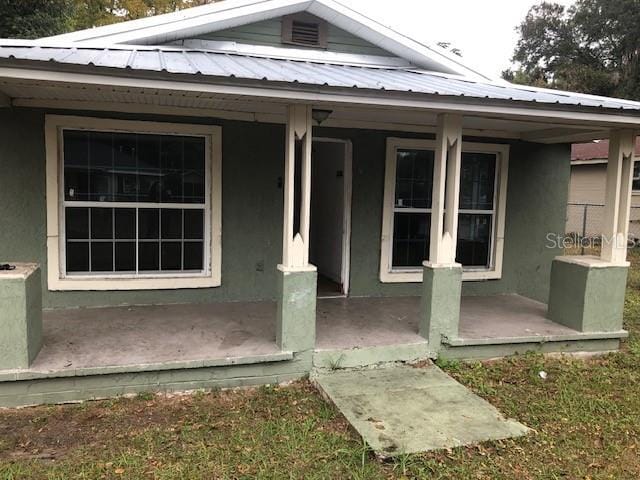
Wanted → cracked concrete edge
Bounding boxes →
[0,351,296,382]
[312,342,434,369]
[0,351,312,408]
[440,338,623,360]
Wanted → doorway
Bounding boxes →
[310,138,352,298]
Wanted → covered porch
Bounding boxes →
[7,293,625,379]
[0,46,637,406]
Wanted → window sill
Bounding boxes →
[47,274,220,291]
[379,269,501,283]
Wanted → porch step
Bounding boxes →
[440,331,628,360]
[0,351,305,408]
[313,364,529,457]
[312,341,433,369]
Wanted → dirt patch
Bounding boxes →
[0,382,351,464]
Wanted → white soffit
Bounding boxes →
[0,79,610,142]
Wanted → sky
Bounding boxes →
[346,0,576,78]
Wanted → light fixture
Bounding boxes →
[312,108,333,125]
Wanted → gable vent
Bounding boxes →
[282,14,328,48]
[291,20,320,45]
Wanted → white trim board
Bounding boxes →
[167,40,414,68]
[2,67,639,129]
[45,115,222,291]
[11,97,526,140]
[379,137,509,283]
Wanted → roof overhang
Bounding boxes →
[0,63,637,143]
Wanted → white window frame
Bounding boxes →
[380,137,509,283]
[632,159,640,194]
[45,115,222,291]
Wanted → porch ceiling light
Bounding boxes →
[312,108,333,125]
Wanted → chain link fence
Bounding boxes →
[566,203,640,255]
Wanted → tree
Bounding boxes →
[0,0,216,38]
[504,0,640,100]
[72,0,215,30]
[0,0,75,38]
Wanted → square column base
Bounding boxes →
[420,262,462,351]
[0,263,42,369]
[276,265,317,353]
[548,256,628,332]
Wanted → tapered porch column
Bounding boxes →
[601,130,636,264]
[549,129,636,332]
[276,104,317,354]
[421,113,463,351]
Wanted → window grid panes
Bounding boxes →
[391,148,498,270]
[392,149,434,268]
[62,129,207,277]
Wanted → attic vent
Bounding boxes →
[282,14,328,48]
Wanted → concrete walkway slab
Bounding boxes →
[314,364,529,457]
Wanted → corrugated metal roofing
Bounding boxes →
[0,44,639,112]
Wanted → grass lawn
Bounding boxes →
[1,254,640,479]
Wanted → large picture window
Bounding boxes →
[46,116,222,291]
[381,138,509,282]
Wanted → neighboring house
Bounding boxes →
[0,0,638,406]
[569,140,640,239]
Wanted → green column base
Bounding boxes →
[276,265,317,353]
[548,256,628,332]
[421,262,462,352]
[0,263,42,370]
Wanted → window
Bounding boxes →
[45,116,222,291]
[282,13,328,48]
[381,138,509,282]
[633,160,640,192]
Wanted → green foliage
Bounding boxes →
[71,0,214,30]
[0,0,75,39]
[505,0,640,100]
[0,0,216,39]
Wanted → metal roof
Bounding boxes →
[0,44,640,112]
[38,0,491,81]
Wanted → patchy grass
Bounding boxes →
[1,255,640,479]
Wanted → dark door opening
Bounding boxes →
[310,139,350,297]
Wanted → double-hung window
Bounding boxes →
[381,138,509,282]
[633,160,640,192]
[45,116,222,291]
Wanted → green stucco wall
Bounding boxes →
[315,127,570,303]
[0,267,42,369]
[548,259,628,332]
[420,264,462,349]
[0,109,569,309]
[276,268,317,353]
[0,108,286,309]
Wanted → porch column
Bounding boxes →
[0,264,42,369]
[601,130,636,264]
[548,130,635,332]
[276,104,317,354]
[420,113,463,351]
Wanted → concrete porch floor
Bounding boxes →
[9,293,620,375]
[316,294,584,349]
[32,302,281,372]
